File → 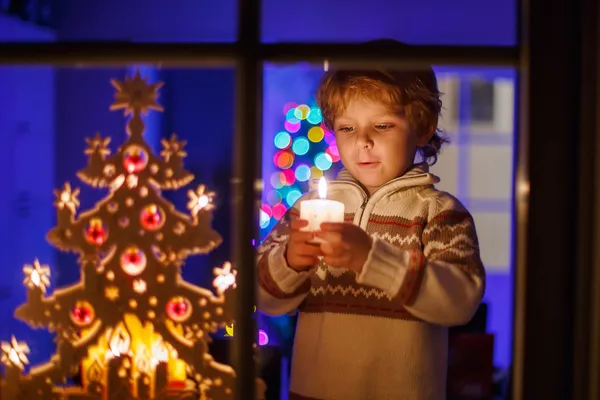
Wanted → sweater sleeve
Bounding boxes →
[256,208,313,317]
[356,198,485,326]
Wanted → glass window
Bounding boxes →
[262,0,516,45]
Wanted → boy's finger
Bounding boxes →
[296,243,323,256]
[320,222,346,231]
[290,231,316,243]
[290,219,309,230]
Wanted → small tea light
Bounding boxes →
[300,177,345,234]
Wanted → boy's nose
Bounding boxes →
[356,132,374,149]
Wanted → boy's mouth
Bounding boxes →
[357,162,380,167]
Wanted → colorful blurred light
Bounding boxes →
[266,190,282,205]
[294,104,310,120]
[283,102,297,115]
[274,151,294,169]
[261,203,273,217]
[269,172,285,189]
[274,131,292,149]
[325,145,341,162]
[259,210,270,228]
[258,329,269,346]
[307,126,325,143]
[286,189,303,206]
[324,130,336,145]
[310,166,324,179]
[315,152,333,171]
[295,165,311,182]
[272,203,287,220]
[292,137,310,155]
[286,108,300,123]
[284,120,301,133]
[307,108,323,125]
[282,169,296,186]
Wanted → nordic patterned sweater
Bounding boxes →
[256,163,486,400]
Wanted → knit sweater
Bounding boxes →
[256,164,486,400]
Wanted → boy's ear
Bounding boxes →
[416,125,436,147]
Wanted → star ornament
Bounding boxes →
[160,133,188,162]
[187,185,215,216]
[53,182,80,214]
[109,71,164,116]
[23,259,51,293]
[1,336,30,370]
[213,261,237,293]
[84,133,111,159]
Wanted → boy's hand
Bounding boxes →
[315,223,373,273]
[285,219,323,272]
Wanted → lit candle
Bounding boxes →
[300,177,345,234]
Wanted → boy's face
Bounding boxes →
[333,97,430,195]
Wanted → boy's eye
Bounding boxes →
[375,124,394,130]
[337,126,355,133]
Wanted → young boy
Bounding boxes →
[256,40,486,400]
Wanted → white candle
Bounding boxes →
[300,177,345,233]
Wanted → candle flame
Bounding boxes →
[109,325,131,357]
[318,177,327,199]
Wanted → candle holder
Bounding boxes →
[0,72,265,400]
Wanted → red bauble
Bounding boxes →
[123,145,148,173]
[140,205,164,231]
[84,219,108,246]
[120,246,147,276]
[166,297,192,322]
[71,301,95,327]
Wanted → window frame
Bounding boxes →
[1,0,600,399]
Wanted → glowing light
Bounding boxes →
[307,126,325,143]
[23,259,51,293]
[261,204,273,218]
[315,152,334,171]
[325,145,341,162]
[213,262,237,294]
[258,330,269,346]
[186,184,215,215]
[109,325,131,357]
[310,166,324,179]
[274,151,294,169]
[282,169,296,186]
[307,108,323,125]
[274,131,292,149]
[292,137,310,155]
[294,104,310,120]
[270,172,285,189]
[283,102,297,115]
[318,177,328,199]
[1,336,30,370]
[259,210,271,228]
[266,190,283,205]
[272,203,287,220]
[284,120,301,133]
[286,189,303,206]
[295,165,311,182]
[285,108,299,124]
[53,182,80,214]
[324,130,336,145]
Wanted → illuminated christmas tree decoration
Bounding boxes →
[0,71,266,400]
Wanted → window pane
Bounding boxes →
[1,1,237,42]
[262,0,516,45]
[262,62,516,398]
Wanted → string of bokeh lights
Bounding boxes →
[260,102,341,237]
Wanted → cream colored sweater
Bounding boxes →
[256,164,486,400]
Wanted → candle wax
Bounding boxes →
[299,199,345,233]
